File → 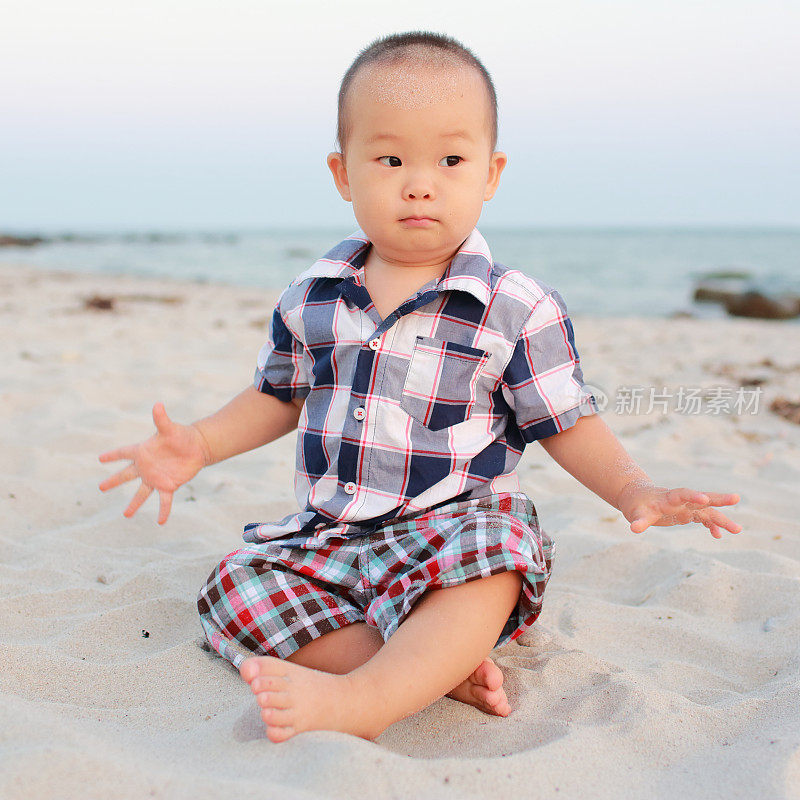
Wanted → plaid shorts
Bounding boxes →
[196,493,554,668]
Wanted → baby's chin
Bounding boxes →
[368,231,473,265]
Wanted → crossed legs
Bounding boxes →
[282,617,512,717]
[239,570,523,742]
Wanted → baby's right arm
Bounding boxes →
[98,386,302,524]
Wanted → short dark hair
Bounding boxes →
[336,31,498,157]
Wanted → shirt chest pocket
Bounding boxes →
[401,336,490,431]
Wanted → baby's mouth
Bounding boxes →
[401,216,437,225]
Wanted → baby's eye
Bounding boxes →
[378,156,402,167]
[439,155,462,167]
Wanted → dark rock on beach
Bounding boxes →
[693,271,800,320]
[724,291,799,320]
[770,397,800,425]
[0,234,47,247]
[83,295,116,311]
[692,271,753,305]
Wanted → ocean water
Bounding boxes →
[1,227,797,318]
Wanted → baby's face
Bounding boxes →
[328,63,506,266]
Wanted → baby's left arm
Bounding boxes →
[537,414,742,539]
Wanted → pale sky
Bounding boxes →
[1,0,798,230]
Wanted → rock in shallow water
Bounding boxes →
[0,234,46,247]
[724,291,799,320]
[692,271,800,319]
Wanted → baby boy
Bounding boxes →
[99,31,741,743]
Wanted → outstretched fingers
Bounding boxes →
[672,490,743,538]
[98,445,137,464]
[695,507,742,537]
[124,483,153,518]
[631,503,743,537]
[99,463,139,492]
[666,487,710,508]
[700,492,740,507]
[629,491,712,534]
[157,491,174,525]
[668,488,740,510]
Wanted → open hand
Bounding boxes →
[618,484,742,539]
[98,403,209,524]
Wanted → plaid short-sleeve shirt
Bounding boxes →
[247,228,598,543]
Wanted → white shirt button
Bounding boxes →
[368,338,380,350]
[353,407,366,421]
[344,482,357,495]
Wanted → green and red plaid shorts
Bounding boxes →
[197,493,554,668]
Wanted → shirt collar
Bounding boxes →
[297,228,495,306]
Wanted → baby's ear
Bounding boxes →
[327,152,352,202]
[484,151,508,201]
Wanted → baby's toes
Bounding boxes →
[255,690,291,710]
[487,695,512,716]
[473,658,503,691]
[479,684,503,705]
[260,705,295,728]
[239,655,286,684]
[472,684,510,715]
[265,724,296,744]
[251,674,289,694]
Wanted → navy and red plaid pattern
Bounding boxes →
[249,228,597,542]
[401,336,489,430]
[197,493,553,666]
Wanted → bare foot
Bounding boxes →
[240,654,510,743]
[240,656,385,743]
[446,656,511,716]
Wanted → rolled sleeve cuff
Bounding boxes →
[518,392,599,442]
[253,367,310,402]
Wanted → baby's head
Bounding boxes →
[327,32,507,264]
[335,32,498,160]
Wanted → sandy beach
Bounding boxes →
[1,263,799,799]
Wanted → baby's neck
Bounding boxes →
[363,247,453,322]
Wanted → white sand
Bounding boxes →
[1,264,798,799]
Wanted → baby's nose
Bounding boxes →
[403,173,435,200]
[404,186,434,200]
